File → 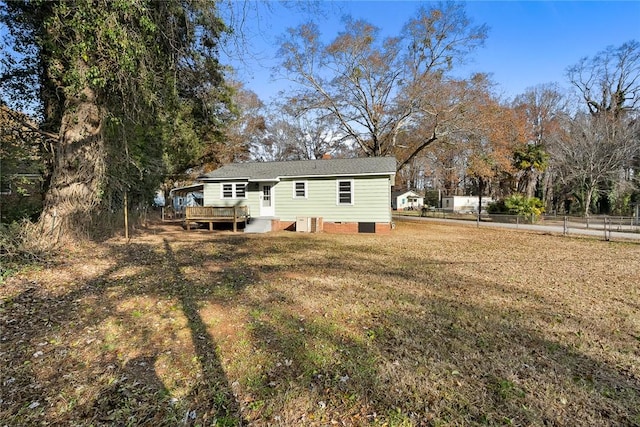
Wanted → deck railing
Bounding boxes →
[185,205,249,232]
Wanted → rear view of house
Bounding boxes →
[196,157,396,234]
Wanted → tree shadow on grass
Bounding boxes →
[0,235,251,426]
[2,228,639,426]
[161,238,246,426]
[233,234,640,426]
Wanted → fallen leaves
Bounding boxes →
[1,221,639,426]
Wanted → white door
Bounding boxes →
[259,183,275,217]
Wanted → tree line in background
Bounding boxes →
[244,4,639,218]
[1,1,639,245]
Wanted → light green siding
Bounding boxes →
[203,181,260,217]
[273,176,392,223]
[203,176,392,223]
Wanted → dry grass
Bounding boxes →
[1,221,639,426]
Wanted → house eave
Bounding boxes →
[197,176,251,182]
[170,184,204,196]
[249,178,281,183]
[198,172,395,182]
[281,172,395,180]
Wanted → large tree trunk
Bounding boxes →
[38,86,106,241]
[524,169,538,199]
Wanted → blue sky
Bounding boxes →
[223,1,640,103]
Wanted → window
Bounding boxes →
[293,181,307,198]
[337,180,353,205]
[222,183,233,198]
[221,183,247,199]
[235,183,246,198]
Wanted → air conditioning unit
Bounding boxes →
[296,216,310,232]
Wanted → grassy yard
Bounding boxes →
[1,221,639,426]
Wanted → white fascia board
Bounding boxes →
[170,184,204,195]
[200,172,394,182]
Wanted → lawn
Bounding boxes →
[1,221,639,426]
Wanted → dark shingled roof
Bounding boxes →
[197,157,397,181]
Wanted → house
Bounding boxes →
[195,157,397,233]
[391,190,424,211]
[170,187,203,211]
[162,184,204,220]
[441,195,494,213]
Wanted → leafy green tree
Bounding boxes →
[513,143,549,198]
[1,0,233,240]
[504,194,545,217]
[488,194,544,220]
[511,84,566,205]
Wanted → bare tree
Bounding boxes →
[252,105,351,161]
[550,113,637,216]
[565,40,640,214]
[277,2,488,171]
[567,40,640,119]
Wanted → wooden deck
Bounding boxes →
[185,206,250,232]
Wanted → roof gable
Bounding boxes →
[392,190,422,198]
[198,157,397,182]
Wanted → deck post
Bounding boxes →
[233,206,237,232]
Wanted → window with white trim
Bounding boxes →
[293,181,307,198]
[337,180,353,205]
[221,182,247,199]
[235,183,246,198]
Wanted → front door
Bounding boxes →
[259,183,275,217]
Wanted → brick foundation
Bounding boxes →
[323,222,358,234]
[374,223,392,234]
[271,220,296,231]
[270,219,392,234]
[323,222,392,234]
